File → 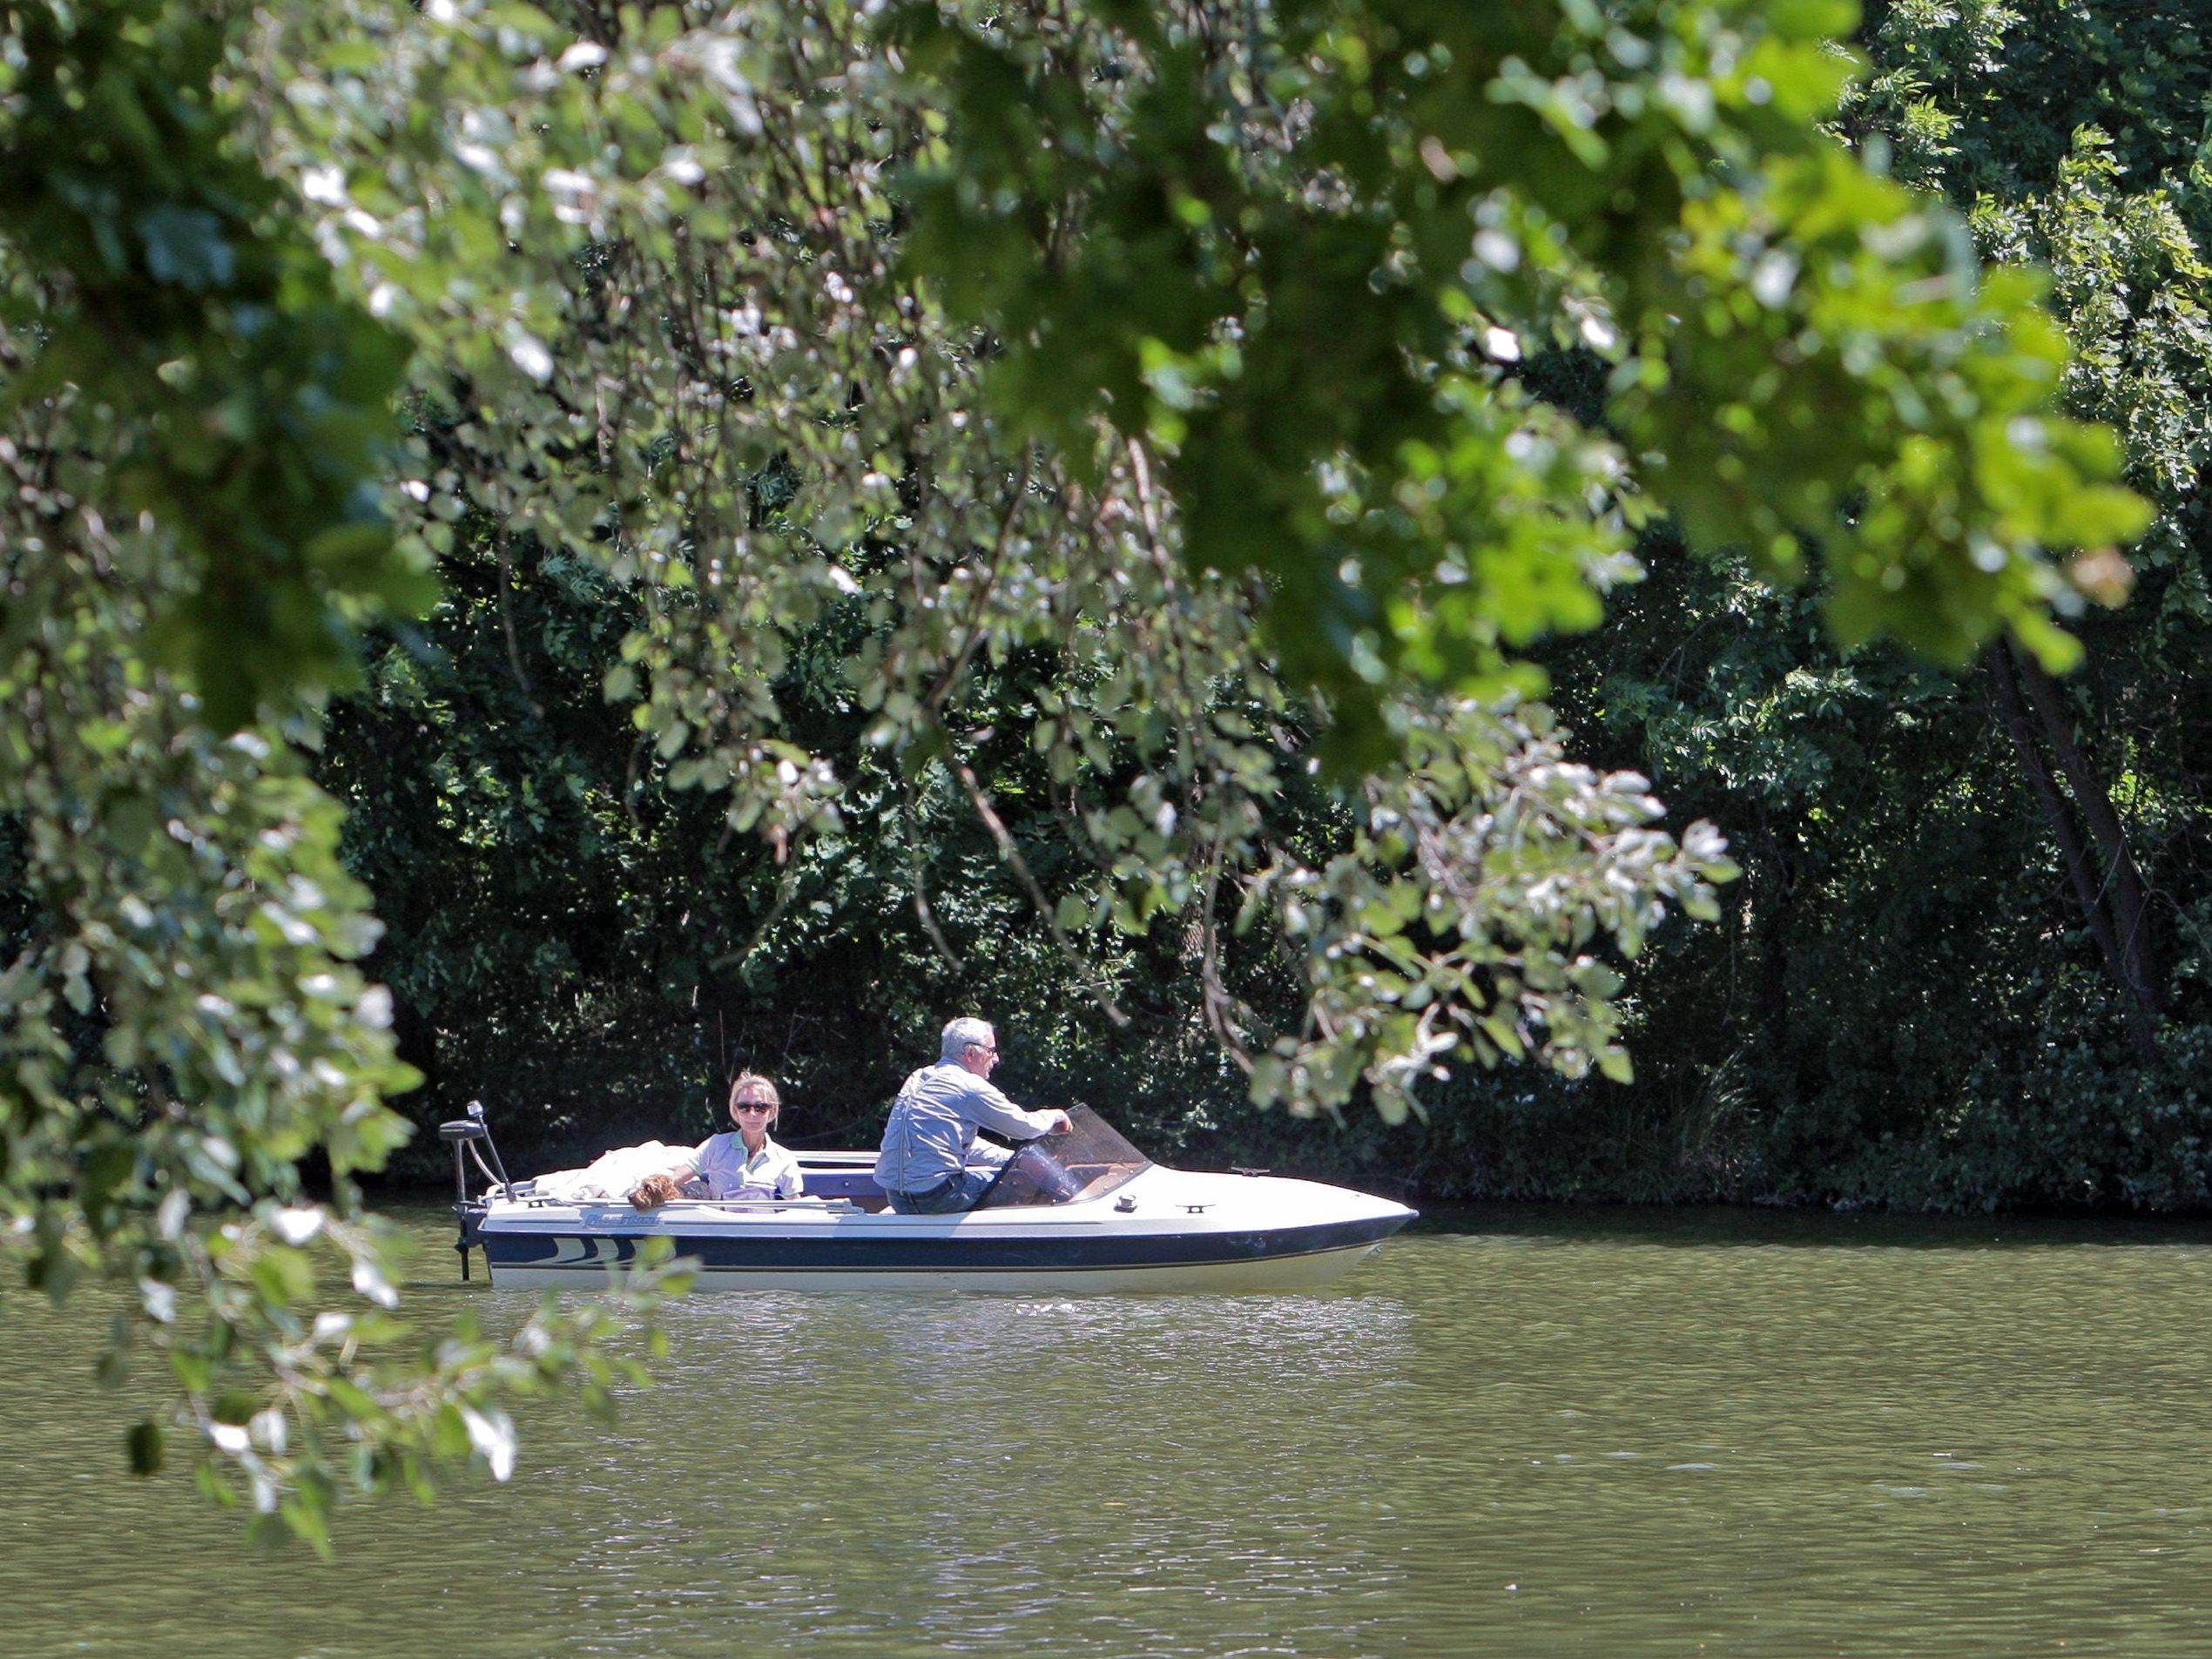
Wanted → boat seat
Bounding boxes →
[804,1168,889,1211]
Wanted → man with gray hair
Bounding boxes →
[873,1017,1072,1214]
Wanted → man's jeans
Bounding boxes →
[884,1168,995,1214]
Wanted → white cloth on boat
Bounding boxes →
[524,1141,695,1203]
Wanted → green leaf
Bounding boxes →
[1764,0,1860,40]
[126,1420,165,1477]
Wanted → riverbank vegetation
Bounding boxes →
[3,0,2204,1538]
[322,0,2211,1214]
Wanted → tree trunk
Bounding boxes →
[2009,644,2161,1013]
[1987,644,2159,1062]
[1755,812,1793,1062]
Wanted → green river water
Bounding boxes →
[4,1204,2209,1657]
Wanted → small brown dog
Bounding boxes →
[630,1172,686,1211]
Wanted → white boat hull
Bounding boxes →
[472,1163,1414,1295]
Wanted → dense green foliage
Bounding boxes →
[899,0,2146,750]
[260,0,1761,1139]
[2,0,2198,1548]
[325,0,2203,1212]
[0,0,432,725]
[0,0,687,1549]
[1456,0,2212,1209]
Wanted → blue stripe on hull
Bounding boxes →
[481,1215,1406,1273]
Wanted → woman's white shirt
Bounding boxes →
[691,1132,804,1200]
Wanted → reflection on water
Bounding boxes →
[4,1204,2211,1657]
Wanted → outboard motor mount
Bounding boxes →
[438,1101,516,1281]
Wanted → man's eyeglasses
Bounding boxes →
[734,1100,777,1112]
[968,1042,999,1057]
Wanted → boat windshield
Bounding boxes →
[973,1104,1151,1210]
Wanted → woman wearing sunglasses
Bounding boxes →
[629,1072,804,1208]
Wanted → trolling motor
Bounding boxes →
[438,1101,516,1281]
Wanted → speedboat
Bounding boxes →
[442,1104,1416,1293]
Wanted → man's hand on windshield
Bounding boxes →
[1047,1110,1074,1136]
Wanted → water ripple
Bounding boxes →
[4,1204,2212,1656]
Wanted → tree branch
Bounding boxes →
[942,732,1130,1027]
